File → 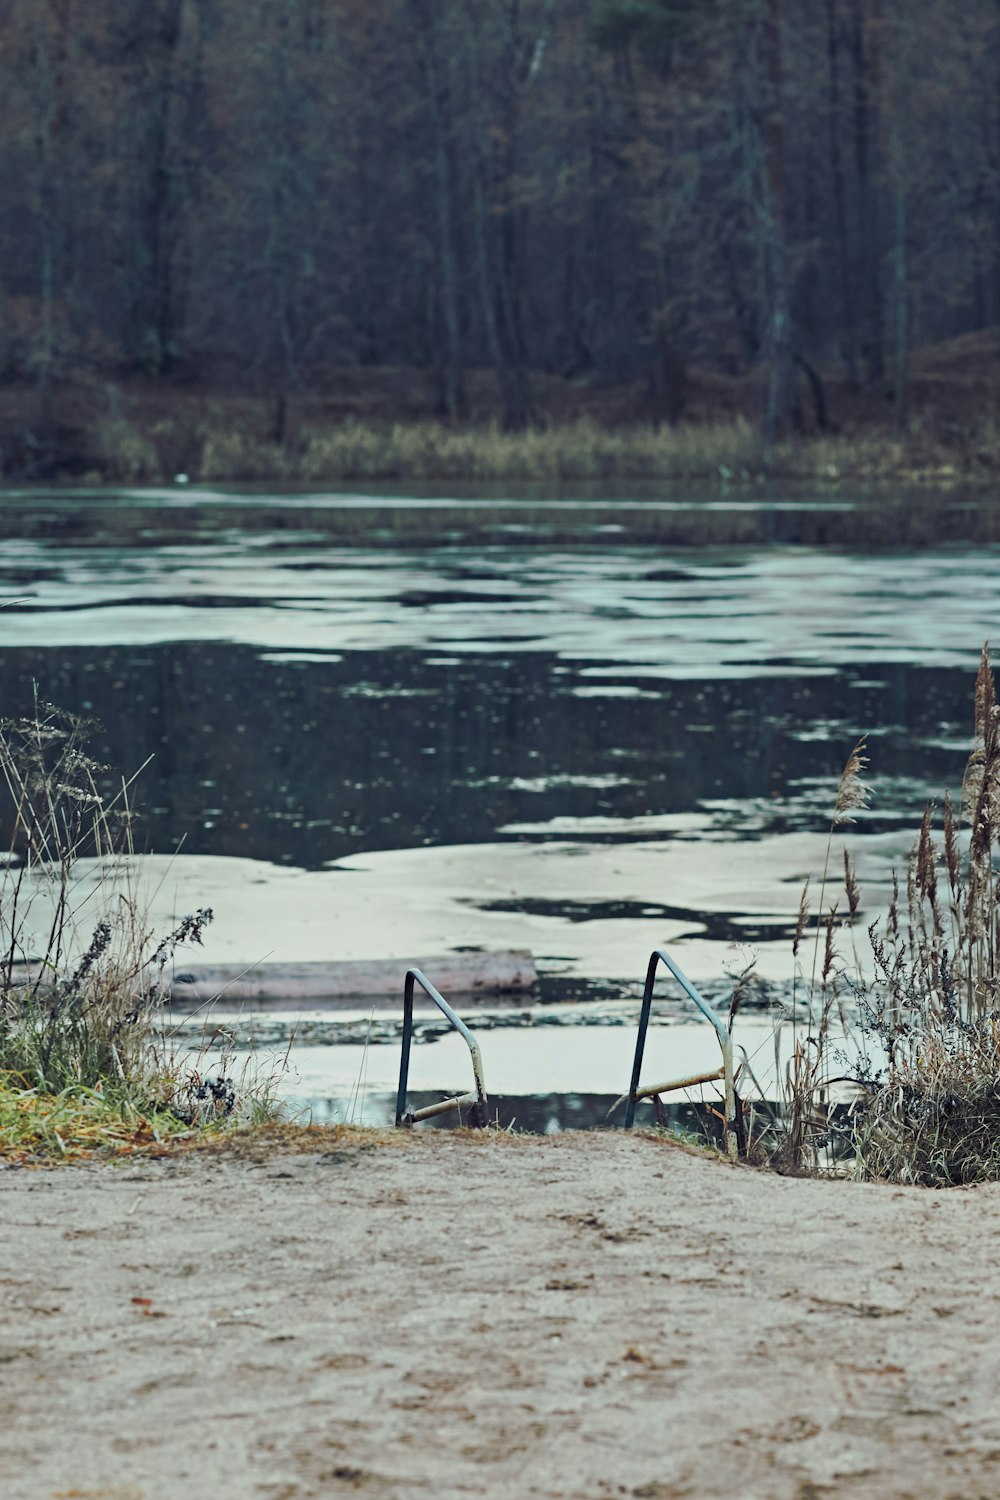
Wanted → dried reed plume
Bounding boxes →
[963,642,999,864]
[942,794,960,897]
[915,805,937,906]
[727,949,757,1032]
[792,880,810,956]
[886,871,900,945]
[833,738,870,824]
[843,851,860,917]
[821,906,839,987]
[804,738,870,1006]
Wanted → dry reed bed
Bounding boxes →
[89,411,999,485]
[771,644,1000,1185]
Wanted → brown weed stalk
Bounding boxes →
[777,644,1000,1185]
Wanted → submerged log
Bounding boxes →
[165,950,537,1005]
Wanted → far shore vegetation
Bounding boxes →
[2,331,998,488]
[2,3,997,478]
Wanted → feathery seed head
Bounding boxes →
[792,879,810,957]
[833,738,870,824]
[843,849,861,917]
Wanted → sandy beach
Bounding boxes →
[3,1131,1000,1499]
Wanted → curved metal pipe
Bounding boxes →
[624,948,738,1159]
[396,968,488,1127]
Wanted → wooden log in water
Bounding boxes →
[165,950,537,1005]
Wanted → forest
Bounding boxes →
[1,0,998,477]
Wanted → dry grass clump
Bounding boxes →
[0,704,282,1160]
[0,1075,194,1164]
[198,427,290,482]
[190,414,998,486]
[846,644,1000,1184]
[83,402,999,486]
[849,1025,1000,1186]
[775,644,1000,1185]
[311,416,764,482]
[205,416,764,484]
[294,417,976,485]
[199,414,967,486]
[92,415,161,482]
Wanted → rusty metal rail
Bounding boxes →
[623,948,738,1158]
[395,968,488,1127]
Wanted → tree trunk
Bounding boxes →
[413,3,465,419]
[761,0,794,462]
[826,0,857,384]
[850,0,884,384]
[128,0,184,373]
[891,183,909,434]
[465,4,537,431]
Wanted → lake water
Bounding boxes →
[0,484,993,1127]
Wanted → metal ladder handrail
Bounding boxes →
[623,947,738,1158]
[395,968,488,1127]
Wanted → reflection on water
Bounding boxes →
[292,1088,722,1137]
[0,641,976,867]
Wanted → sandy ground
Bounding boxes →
[3,1134,1000,1500]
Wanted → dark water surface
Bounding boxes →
[5,486,993,1127]
[0,486,991,870]
[296,1089,714,1137]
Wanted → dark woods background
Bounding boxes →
[2,0,998,444]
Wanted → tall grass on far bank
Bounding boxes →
[197,416,766,483]
[775,644,1000,1185]
[0,705,281,1159]
[91,411,992,487]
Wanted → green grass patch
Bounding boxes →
[0,1075,199,1164]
